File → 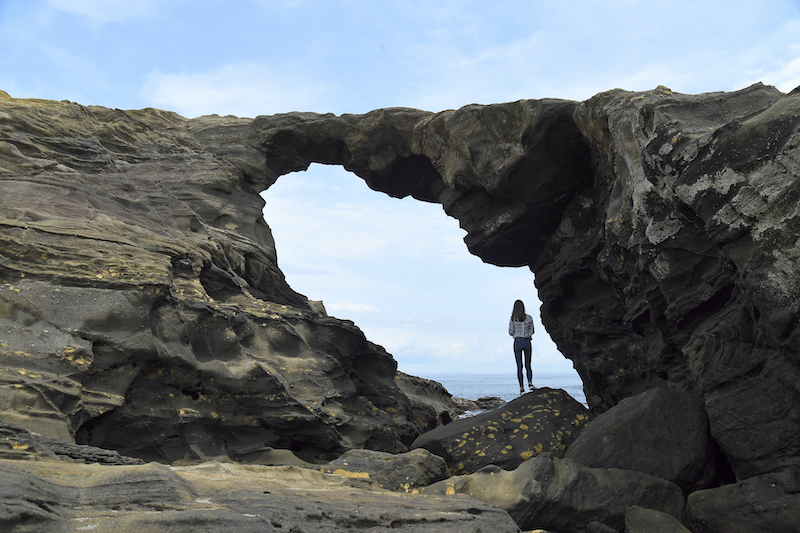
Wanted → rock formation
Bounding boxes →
[564,388,729,493]
[0,91,453,464]
[2,81,800,532]
[252,83,800,484]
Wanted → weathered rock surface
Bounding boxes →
[1,420,143,465]
[422,453,686,533]
[0,91,453,463]
[412,388,590,475]
[0,456,522,533]
[564,388,731,492]
[686,466,800,533]
[251,83,800,482]
[322,448,450,492]
[626,506,693,533]
[3,82,800,532]
[394,371,458,428]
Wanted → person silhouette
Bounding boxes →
[508,299,535,394]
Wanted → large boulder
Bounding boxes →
[564,388,731,492]
[0,92,453,463]
[423,453,686,533]
[686,466,800,533]
[322,448,450,492]
[626,506,693,533]
[411,388,590,474]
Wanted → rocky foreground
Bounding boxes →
[2,84,800,531]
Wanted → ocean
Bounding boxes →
[427,373,586,407]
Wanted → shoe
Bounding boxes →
[528,383,535,391]
[519,387,524,394]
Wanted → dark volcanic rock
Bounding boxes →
[564,388,731,492]
[686,466,800,533]
[423,453,686,533]
[0,420,143,465]
[411,388,589,475]
[626,506,692,533]
[557,85,800,480]
[0,91,452,463]
[322,448,450,492]
[252,83,800,482]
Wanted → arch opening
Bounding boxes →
[260,163,582,401]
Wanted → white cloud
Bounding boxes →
[396,0,800,109]
[141,62,336,119]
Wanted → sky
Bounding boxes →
[1,1,800,380]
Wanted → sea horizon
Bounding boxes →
[427,372,586,407]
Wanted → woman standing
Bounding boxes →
[509,299,535,394]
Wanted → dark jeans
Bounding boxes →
[514,337,533,387]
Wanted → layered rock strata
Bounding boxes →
[0,92,452,463]
[2,82,800,532]
[0,448,520,533]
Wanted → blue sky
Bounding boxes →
[2,1,799,378]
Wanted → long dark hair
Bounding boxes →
[511,299,526,322]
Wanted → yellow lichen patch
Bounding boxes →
[521,450,535,460]
[332,469,370,479]
[520,424,529,430]
[446,484,455,495]
[12,443,29,450]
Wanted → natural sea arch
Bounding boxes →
[260,163,579,393]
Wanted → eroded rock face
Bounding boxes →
[3,82,799,489]
[0,92,450,463]
[251,83,800,481]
